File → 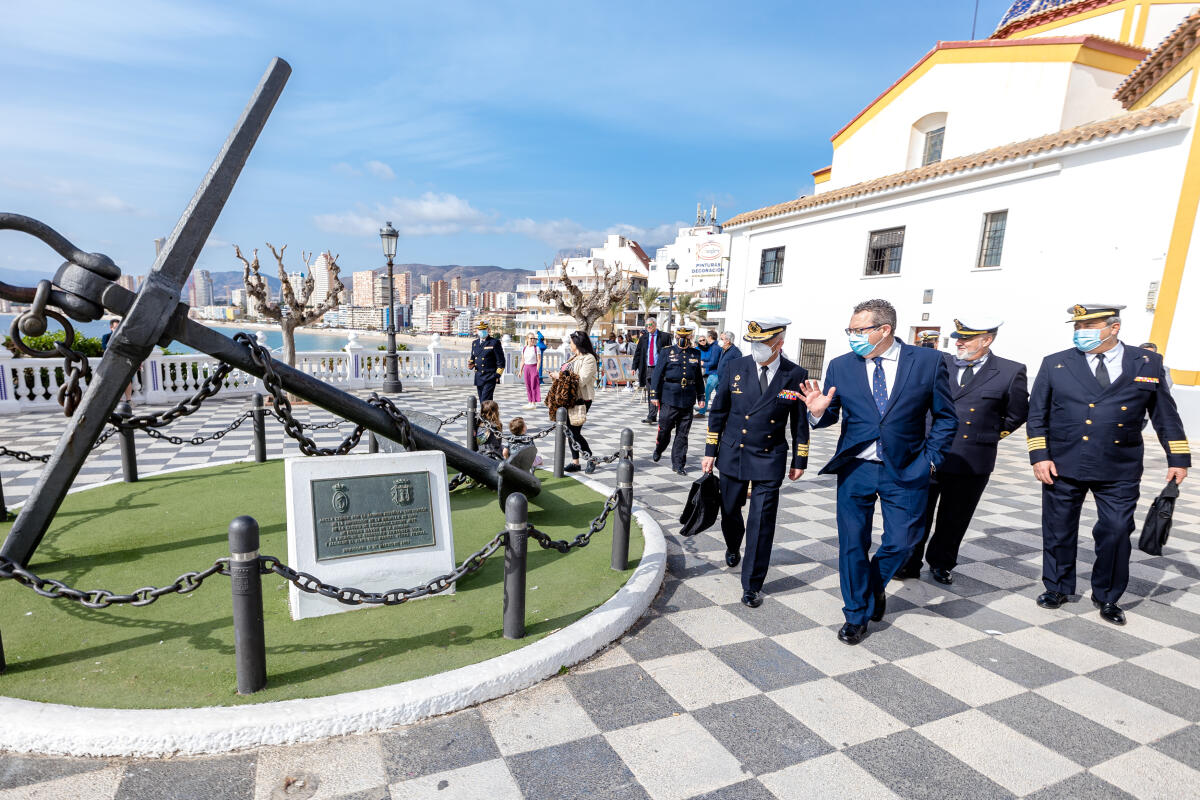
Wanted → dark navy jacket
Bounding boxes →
[939,352,1029,475]
[706,355,809,481]
[1027,344,1190,480]
[650,345,705,407]
[468,336,506,386]
[632,330,669,385]
[813,342,957,483]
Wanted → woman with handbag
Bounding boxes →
[558,330,599,474]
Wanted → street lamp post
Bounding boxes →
[665,258,679,335]
[380,221,403,394]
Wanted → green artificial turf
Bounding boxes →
[0,462,642,708]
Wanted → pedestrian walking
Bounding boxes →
[651,325,706,475]
[703,317,808,608]
[521,332,542,408]
[557,330,599,474]
[1028,303,1189,625]
[633,317,668,424]
[468,322,505,403]
[801,298,957,645]
[897,317,1029,585]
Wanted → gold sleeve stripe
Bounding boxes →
[1169,440,1190,448]
[796,446,809,456]
[706,434,719,444]
[1027,437,1047,451]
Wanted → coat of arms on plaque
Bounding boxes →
[391,478,414,506]
[331,482,350,514]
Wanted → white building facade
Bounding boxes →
[721,0,1200,434]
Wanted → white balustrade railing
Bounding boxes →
[0,331,598,414]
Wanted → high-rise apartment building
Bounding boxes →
[352,270,376,307]
[431,280,450,311]
[450,276,462,295]
[195,270,214,307]
[470,278,481,294]
[396,271,412,305]
[310,252,343,303]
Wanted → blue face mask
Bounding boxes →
[1073,327,1110,352]
[849,333,876,357]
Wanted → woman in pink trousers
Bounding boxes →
[522,332,542,408]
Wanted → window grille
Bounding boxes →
[923,127,945,165]
[759,247,785,285]
[798,339,826,381]
[977,210,1007,268]
[865,228,905,275]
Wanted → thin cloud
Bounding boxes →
[366,160,395,180]
[2,176,147,216]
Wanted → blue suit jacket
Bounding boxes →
[813,342,957,483]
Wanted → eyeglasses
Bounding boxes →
[844,325,882,336]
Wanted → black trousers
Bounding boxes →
[476,377,497,403]
[644,383,658,421]
[903,471,991,572]
[655,403,693,470]
[719,473,783,593]
[1042,476,1140,604]
[567,399,593,460]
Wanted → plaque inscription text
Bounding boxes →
[311,471,436,561]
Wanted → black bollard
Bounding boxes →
[620,427,634,462]
[368,431,379,453]
[228,515,267,694]
[0,470,7,522]
[252,393,267,463]
[0,627,5,675]
[612,436,634,572]
[115,401,138,483]
[503,492,528,640]
[466,396,478,452]
[554,407,568,478]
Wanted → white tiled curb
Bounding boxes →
[0,470,665,757]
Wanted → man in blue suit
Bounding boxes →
[801,299,957,644]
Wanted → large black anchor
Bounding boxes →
[0,58,540,567]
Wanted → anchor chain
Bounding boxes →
[526,489,621,552]
[0,555,230,609]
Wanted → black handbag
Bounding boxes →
[1138,480,1180,556]
[679,473,722,537]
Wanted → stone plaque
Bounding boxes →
[311,472,436,561]
[285,452,455,620]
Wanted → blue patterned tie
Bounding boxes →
[872,356,887,459]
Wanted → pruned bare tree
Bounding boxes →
[234,242,344,368]
[537,259,630,334]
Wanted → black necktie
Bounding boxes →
[759,366,769,394]
[1095,354,1110,389]
[960,364,974,388]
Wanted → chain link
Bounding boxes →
[564,425,624,466]
[440,409,469,426]
[136,411,254,446]
[0,445,51,464]
[476,417,558,446]
[526,489,621,552]
[0,555,229,609]
[236,332,414,457]
[260,530,505,605]
[112,361,237,430]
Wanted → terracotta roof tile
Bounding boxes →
[1116,9,1200,108]
[725,100,1189,230]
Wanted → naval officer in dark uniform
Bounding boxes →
[1029,303,1189,625]
[468,321,506,403]
[650,325,706,475]
[702,317,808,608]
[897,317,1029,584]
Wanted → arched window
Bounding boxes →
[908,112,948,169]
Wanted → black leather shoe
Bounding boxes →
[838,622,867,645]
[564,463,581,473]
[651,450,662,463]
[725,550,741,568]
[674,467,688,476]
[1037,590,1069,609]
[931,568,954,585]
[641,417,655,424]
[870,592,887,622]
[741,591,763,608]
[893,566,920,580]
[1092,596,1127,626]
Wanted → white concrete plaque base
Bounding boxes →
[285,451,455,620]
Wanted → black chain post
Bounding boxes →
[466,396,478,452]
[554,407,567,478]
[0,470,7,522]
[116,401,138,483]
[503,492,528,639]
[228,515,266,695]
[0,626,5,675]
[368,392,379,453]
[252,393,267,463]
[613,429,634,571]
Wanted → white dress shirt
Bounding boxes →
[1090,341,1124,381]
[753,352,782,390]
[854,339,902,460]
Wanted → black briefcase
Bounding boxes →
[679,473,721,537]
[1138,480,1180,556]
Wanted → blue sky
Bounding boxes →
[1,0,1015,281]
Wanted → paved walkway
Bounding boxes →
[2,383,1199,799]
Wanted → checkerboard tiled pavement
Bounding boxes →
[2,382,1200,799]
